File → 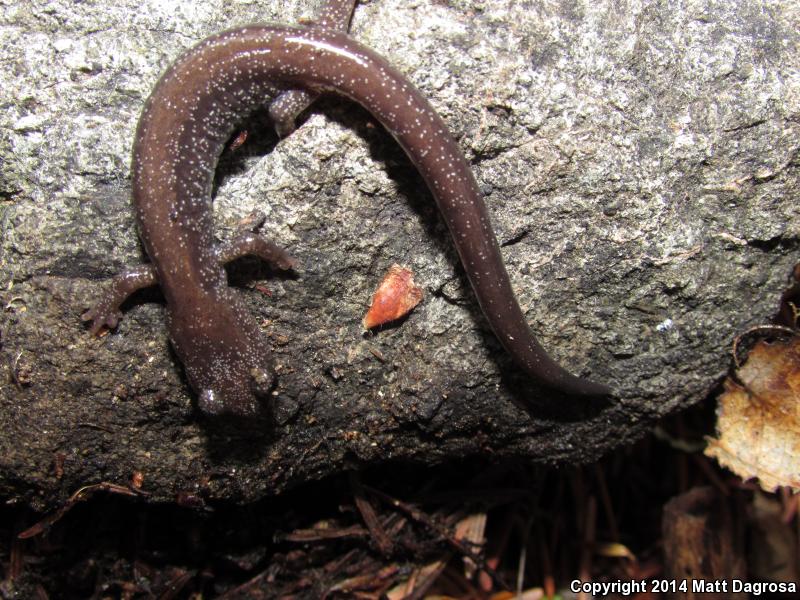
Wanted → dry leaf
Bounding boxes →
[454,511,487,578]
[384,558,447,599]
[705,337,800,492]
[595,541,636,561]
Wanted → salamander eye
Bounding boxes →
[250,367,275,397]
[198,388,224,415]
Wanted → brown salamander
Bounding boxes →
[84,6,610,415]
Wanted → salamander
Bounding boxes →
[83,6,610,416]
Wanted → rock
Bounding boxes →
[1,0,797,506]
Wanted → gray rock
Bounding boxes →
[1,0,797,506]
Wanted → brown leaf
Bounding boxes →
[706,337,800,492]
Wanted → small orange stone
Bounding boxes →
[363,264,423,329]
[130,471,145,489]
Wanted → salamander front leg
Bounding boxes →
[268,0,357,136]
[215,232,298,271]
[82,264,158,334]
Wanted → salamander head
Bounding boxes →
[165,293,275,417]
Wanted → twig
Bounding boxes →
[282,524,369,542]
[350,473,394,555]
[731,325,796,368]
[363,484,510,590]
[18,482,144,539]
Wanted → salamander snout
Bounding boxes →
[165,294,277,417]
[195,363,276,417]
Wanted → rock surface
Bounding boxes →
[1,0,798,506]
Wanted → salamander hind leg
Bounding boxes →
[267,0,357,136]
[82,264,158,334]
[216,232,298,271]
[268,91,315,137]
